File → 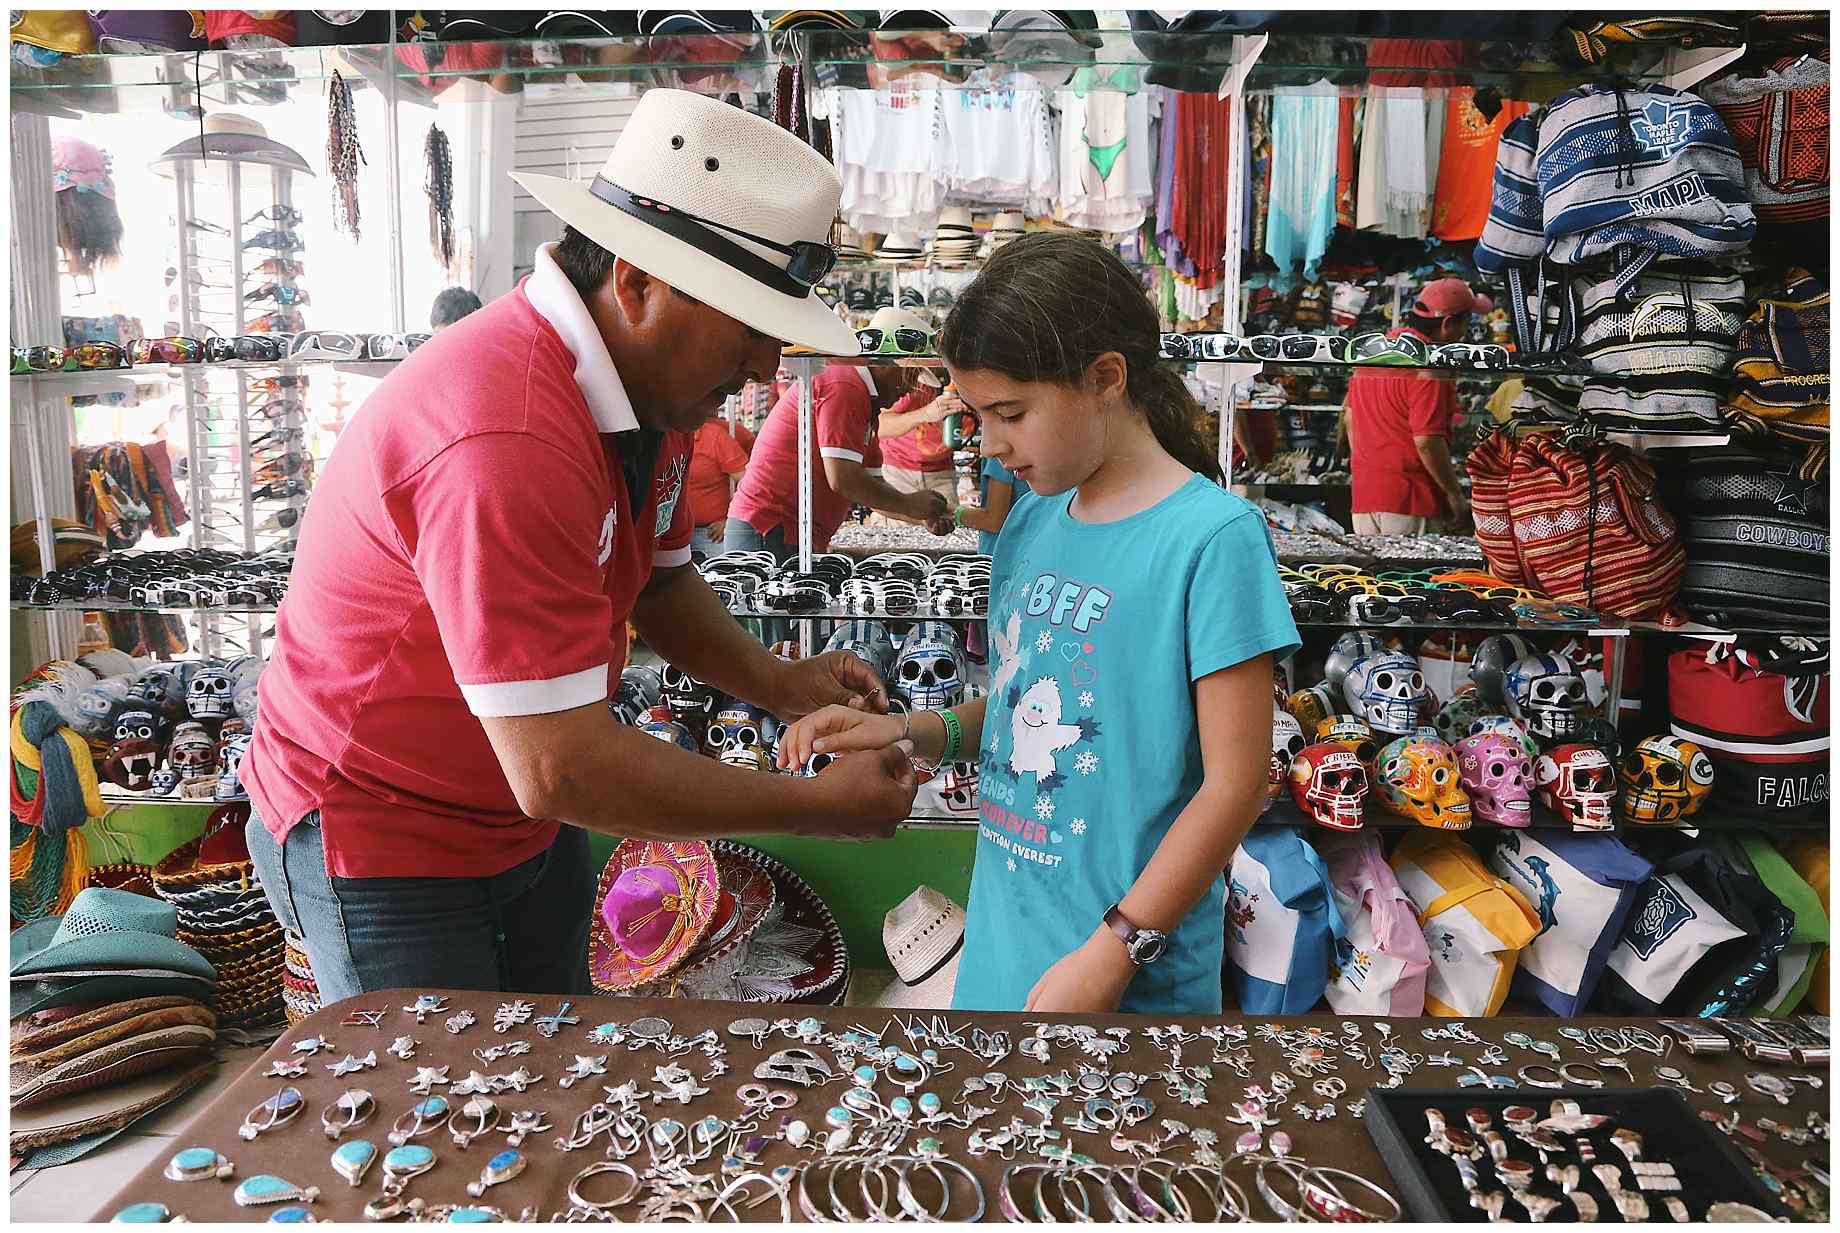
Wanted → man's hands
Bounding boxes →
[702,519,726,543]
[910,488,949,524]
[798,742,917,840]
[1024,927,1137,1013]
[776,704,908,770]
[770,650,890,724]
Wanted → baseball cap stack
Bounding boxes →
[151,808,287,1038]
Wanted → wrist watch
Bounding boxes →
[1103,904,1168,967]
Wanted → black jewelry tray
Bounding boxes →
[1362,1087,1794,1222]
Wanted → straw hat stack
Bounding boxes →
[928,208,979,264]
[984,211,1027,255]
[151,808,286,1037]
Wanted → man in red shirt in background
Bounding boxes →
[687,417,751,556]
[1345,278,1489,535]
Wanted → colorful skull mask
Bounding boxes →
[71,677,131,741]
[167,721,218,779]
[102,707,164,791]
[610,665,663,726]
[893,622,966,711]
[214,732,252,801]
[1315,716,1378,767]
[186,665,234,721]
[148,767,180,797]
[1619,735,1715,824]
[639,705,699,754]
[1504,651,1590,743]
[232,668,261,725]
[1269,711,1307,808]
[823,619,896,680]
[1434,694,1500,746]
[1454,732,1534,827]
[940,761,980,815]
[706,703,777,772]
[1287,685,1340,734]
[1465,714,1541,763]
[1375,734,1472,829]
[1325,632,1386,695]
[1469,633,1535,707]
[1536,744,1616,831]
[129,664,187,721]
[659,665,720,733]
[1344,652,1431,736]
[1289,742,1368,831]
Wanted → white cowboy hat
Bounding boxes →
[873,885,964,1009]
[512,89,860,355]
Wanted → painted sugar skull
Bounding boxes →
[186,664,235,721]
[1270,710,1307,808]
[1466,714,1541,763]
[610,665,663,726]
[705,702,777,772]
[639,705,699,754]
[1469,633,1535,707]
[1454,732,1534,827]
[214,732,253,801]
[148,767,180,797]
[101,707,164,791]
[1434,693,1500,746]
[167,721,218,780]
[1619,735,1714,825]
[1343,651,1431,736]
[1315,715,1378,766]
[71,677,131,741]
[1375,734,1471,830]
[1289,742,1368,831]
[231,663,262,725]
[1287,685,1341,734]
[892,621,965,711]
[1536,744,1616,831]
[940,761,980,815]
[1325,632,1386,695]
[1504,651,1589,743]
[129,662,189,722]
[823,619,896,680]
[659,664,720,732]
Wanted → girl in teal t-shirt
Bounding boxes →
[778,235,1299,1014]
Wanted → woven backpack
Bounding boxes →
[1701,50,1829,228]
[1723,268,1830,453]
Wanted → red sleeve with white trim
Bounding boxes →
[386,433,613,718]
[654,432,696,569]
[816,376,874,464]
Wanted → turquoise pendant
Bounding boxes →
[445,1206,502,1223]
[384,1144,437,1181]
[390,1095,450,1145]
[164,1145,234,1182]
[239,1086,305,1140]
[234,1174,319,1207]
[268,1207,321,1223]
[332,1139,378,1187]
[465,1149,525,1198]
[110,1203,178,1223]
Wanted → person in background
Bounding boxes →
[872,308,960,511]
[430,286,483,332]
[956,455,1028,557]
[687,417,751,556]
[1344,277,1488,534]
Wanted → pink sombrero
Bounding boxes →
[630,850,778,998]
[588,840,721,993]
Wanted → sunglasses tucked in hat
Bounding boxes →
[1412,277,1494,320]
[512,89,859,356]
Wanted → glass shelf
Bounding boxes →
[11,357,398,385]
[13,600,280,617]
[1258,797,1822,833]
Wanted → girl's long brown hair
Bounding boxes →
[940,233,1219,481]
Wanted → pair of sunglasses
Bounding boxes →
[856,327,932,356]
[247,257,306,279]
[243,228,305,252]
[1349,332,1430,366]
[247,310,306,334]
[362,333,432,361]
[593,177,838,290]
[1431,343,1510,370]
[13,341,131,372]
[130,336,205,365]
[244,284,310,306]
[289,332,363,360]
[248,375,309,392]
[1158,333,1246,361]
[245,204,304,226]
[203,335,284,363]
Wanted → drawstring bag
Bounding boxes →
[1605,843,1791,1015]
[1674,446,1829,628]
[1668,638,1829,822]
[1701,51,1829,231]
[1487,830,1655,1015]
[1723,268,1829,452]
[1464,429,1525,585]
[1558,16,1744,66]
[1505,432,1685,619]
[1714,834,1828,1017]
[1319,831,1431,1017]
[1780,838,1830,1014]
[1223,828,1346,1015]
[1391,830,1541,1017]
[1572,266,1747,432]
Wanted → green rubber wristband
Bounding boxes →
[940,708,963,764]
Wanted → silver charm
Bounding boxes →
[505,1110,551,1147]
[387,1037,418,1061]
[240,1087,305,1140]
[265,1058,308,1079]
[408,1066,450,1095]
[232,1174,318,1207]
[493,1001,534,1034]
[449,1070,498,1097]
[494,1066,542,1093]
[651,1063,709,1104]
[332,1138,379,1187]
[466,1149,526,1197]
[534,1001,581,1038]
[365,1144,437,1221]
[291,1035,336,1056]
[165,1146,235,1181]
[450,1096,502,1149]
[560,1055,610,1089]
[390,1096,451,1145]
[327,1051,378,1078]
[403,995,448,1023]
[341,1007,387,1028]
[323,1088,378,1140]
[444,1010,477,1035]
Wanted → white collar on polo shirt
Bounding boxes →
[855,366,877,398]
[524,241,641,434]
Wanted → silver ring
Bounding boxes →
[567,1160,640,1213]
[1561,1062,1607,1088]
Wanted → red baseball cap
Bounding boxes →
[1412,277,1494,318]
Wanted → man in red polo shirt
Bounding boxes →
[242,90,919,1001]
[1345,278,1489,535]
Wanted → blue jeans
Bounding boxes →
[245,810,592,1004]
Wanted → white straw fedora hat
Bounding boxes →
[873,885,964,1009]
[511,89,860,355]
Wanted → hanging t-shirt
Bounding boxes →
[977,457,1029,558]
[1265,83,1341,278]
[1432,89,1532,241]
[1053,85,1156,234]
[934,76,1055,209]
[953,478,1300,1014]
[831,84,942,235]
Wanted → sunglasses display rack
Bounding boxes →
[165,143,311,662]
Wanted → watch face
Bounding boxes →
[1129,931,1168,965]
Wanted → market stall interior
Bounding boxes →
[7,7,1830,1222]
